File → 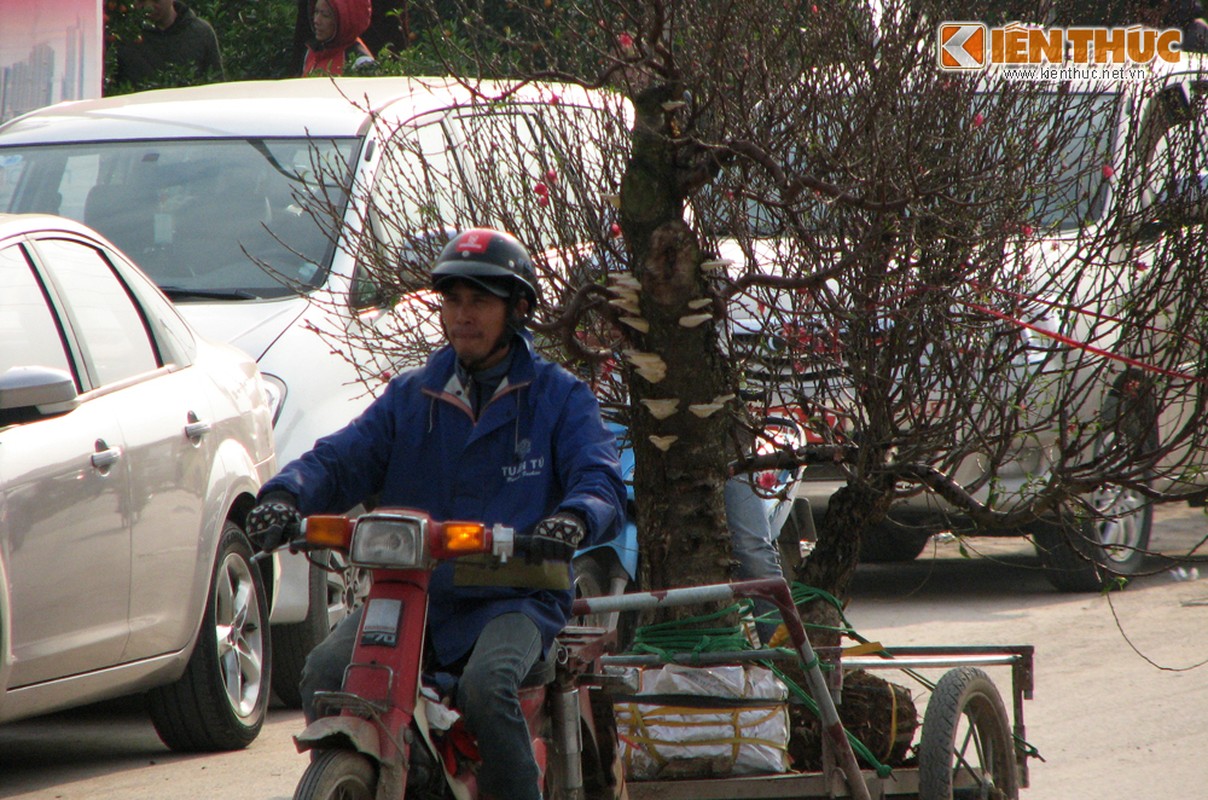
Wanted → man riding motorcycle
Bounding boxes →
[246,228,626,800]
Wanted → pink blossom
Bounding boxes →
[618,32,634,50]
[972,112,985,128]
[537,195,550,207]
[534,181,549,196]
[1102,164,1115,179]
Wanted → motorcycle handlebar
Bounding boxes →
[252,527,540,565]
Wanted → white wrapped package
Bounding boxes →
[614,664,791,780]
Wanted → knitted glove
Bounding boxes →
[528,512,587,563]
[246,491,301,553]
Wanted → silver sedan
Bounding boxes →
[0,212,277,751]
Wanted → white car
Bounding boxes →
[0,212,276,749]
[0,77,629,701]
[728,56,1208,590]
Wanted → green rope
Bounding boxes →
[752,582,859,641]
[772,583,941,694]
[628,600,757,663]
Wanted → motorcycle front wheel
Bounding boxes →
[293,750,378,800]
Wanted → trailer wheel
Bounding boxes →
[293,750,377,800]
[918,667,1018,800]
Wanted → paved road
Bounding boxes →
[1,506,1205,799]
[844,504,1208,800]
[0,696,305,799]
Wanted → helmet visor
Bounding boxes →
[432,271,513,299]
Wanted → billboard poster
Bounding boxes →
[0,0,102,124]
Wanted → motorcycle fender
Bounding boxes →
[293,716,383,762]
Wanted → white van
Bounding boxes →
[0,77,627,702]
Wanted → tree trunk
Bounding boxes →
[629,222,733,605]
[620,85,737,619]
[795,482,892,646]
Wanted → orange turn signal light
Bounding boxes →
[305,515,355,550]
[440,521,489,555]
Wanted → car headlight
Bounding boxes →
[260,372,287,426]
[351,512,428,568]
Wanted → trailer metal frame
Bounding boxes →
[571,578,1035,800]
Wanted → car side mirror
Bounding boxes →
[0,366,80,424]
[1135,172,1208,239]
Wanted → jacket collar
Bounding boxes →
[421,332,538,397]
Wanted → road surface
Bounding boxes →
[1,505,1205,799]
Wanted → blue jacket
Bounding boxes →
[261,334,625,665]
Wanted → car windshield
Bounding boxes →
[697,89,1120,238]
[0,137,357,299]
[1014,90,1120,231]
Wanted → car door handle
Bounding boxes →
[185,411,212,441]
[91,439,121,470]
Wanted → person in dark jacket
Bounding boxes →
[114,0,224,90]
[246,228,625,800]
[302,0,376,75]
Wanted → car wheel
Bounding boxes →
[859,522,932,563]
[271,552,362,709]
[1035,485,1153,592]
[146,520,270,752]
[1036,379,1157,592]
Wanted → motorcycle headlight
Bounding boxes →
[350,512,428,568]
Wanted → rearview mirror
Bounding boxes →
[0,366,80,423]
[1136,172,1208,238]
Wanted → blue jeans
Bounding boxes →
[725,475,786,642]
[457,612,543,799]
[300,608,544,800]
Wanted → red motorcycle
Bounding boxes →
[279,508,626,800]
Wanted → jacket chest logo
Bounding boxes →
[503,456,545,482]
[504,438,544,482]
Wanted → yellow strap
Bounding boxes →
[624,733,786,749]
[616,704,788,749]
[618,704,785,724]
[883,680,898,763]
[842,641,885,657]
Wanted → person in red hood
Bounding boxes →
[302,0,376,76]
